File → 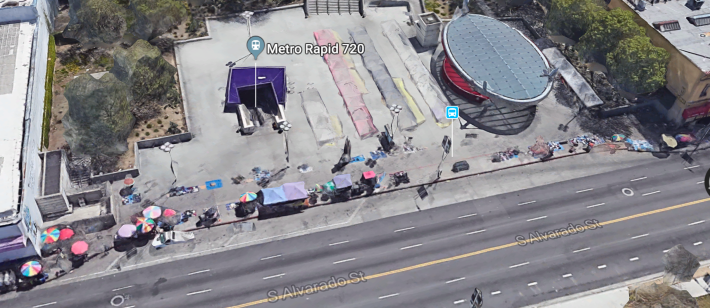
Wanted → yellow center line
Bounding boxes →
[228,197,710,308]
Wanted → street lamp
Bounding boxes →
[389,104,403,140]
[280,121,292,163]
[241,11,254,37]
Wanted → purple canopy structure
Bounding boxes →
[333,174,352,189]
[283,182,308,201]
[225,67,286,113]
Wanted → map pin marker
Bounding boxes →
[247,36,265,60]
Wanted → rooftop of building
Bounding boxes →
[0,0,33,8]
[0,20,34,223]
[621,0,710,73]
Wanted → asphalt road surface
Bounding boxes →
[8,152,710,308]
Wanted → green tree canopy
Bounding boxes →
[546,0,604,41]
[578,9,645,62]
[606,35,670,94]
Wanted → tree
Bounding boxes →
[546,0,604,41]
[578,9,645,62]
[129,0,188,40]
[606,35,670,94]
[63,0,127,44]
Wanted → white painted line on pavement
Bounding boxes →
[112,285,133,291]
[188,269,210,276]
[333,258,357,265]
[466,229,486,235]
[32,303,57,308]
[263,273,286,280]
[329,241,349,246]
[598,265,607,269]
[695,242,703,246]
[688,220,706,226]
[631,234,649,239]
[698,181,705,185]
[125,306,135,308]
[576,188,593,193]
[663,249,670,253]
[260,255,281,261]
[642,191,660,196]
[458,213,478,219]
[394,227,415,233]
[401,244,423,250]
[562,273,573,278]
[630,257,639,262]
[509,262,530,269]
[491,291,501,295]
[573,247,590,253]
[685,165,700,170]
[378,293,399,299]
[454,299,466,304]
[587,203,605,209]
[186,289,212,296]
[446,277,466,284]
[518,201,536,206]
[528,282,538,286]
[630,177,647,182]
[527,216,547,222]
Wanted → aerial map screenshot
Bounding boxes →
[1,0,710,307]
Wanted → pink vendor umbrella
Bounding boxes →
[71,241,89,255]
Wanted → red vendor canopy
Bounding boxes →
[682,102,710,119]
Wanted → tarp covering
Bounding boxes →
[332,31,369,94]
[262,187,288,205]
[333,174,353,189]
[393,78,426,125]
[283,182,308,201]
[349,26,420,131]
[314,29,379,139]
[300,88,343,147]
[381,20,451,126]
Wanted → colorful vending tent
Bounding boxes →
[333,174,353,189]
[262,187,288,205]
[283,182,308,201]
[225,67,286,113]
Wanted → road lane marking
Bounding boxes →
[598,265,607,269]
[642,191,660,196]
[32,303,57,308]
[518,201,536,206]
[466,229,486,235]
[227,197,710,308]
[458,213,478,219]
[112,285,133,291]
[125,306,135,308]
[689,220,705,226]
[562,273,572,278]
[509,262,530,269]
[698,181,705,185]
[262,273,285,280]
[446,277,466,284]
[528,282,538,286]
[333,258,357,265]
[527,216,547,222]
[401,244,423,250]
[630,257,639,261]
[394,227,415,233]
[260,255,281,261]
[685,165,700,170]
[378,293,399,299]
[573,247,590,253]
[576,188,593,193]
[631,234,649,239]
[695,242,703,246]
[329,241,349,246]
[188,269,211,276]
[187,289,212,296]
[587,203,605,208]
[664,249,670,253]
[630,177,647,182]
[454,299,466,304]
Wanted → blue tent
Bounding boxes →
[262,187,287,205]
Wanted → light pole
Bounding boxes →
[280,121,292,163]
[241,11,254,37]
[389,104,402,140]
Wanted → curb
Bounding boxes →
[521,259,710,308]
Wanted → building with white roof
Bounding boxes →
[609,0,710,124]
[0,0,59,263]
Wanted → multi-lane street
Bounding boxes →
[9,152,710,308]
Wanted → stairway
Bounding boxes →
[304,0,365,17]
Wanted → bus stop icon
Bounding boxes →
[446,106,459,119]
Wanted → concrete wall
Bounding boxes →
[136,132,194,149]
[608,0,710,123]
[90,169,140,185]
[66,188,104,206]
[18,0,59,255]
